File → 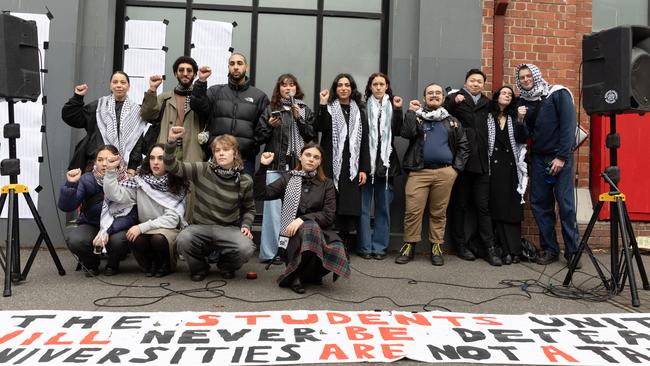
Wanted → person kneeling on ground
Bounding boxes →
[102,143,188,277]
[255,145,351,294]
[57,145,136,277]
[165,127,255,281]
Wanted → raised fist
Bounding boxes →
[198,66,212,82]
[66,168,82,183]
[149,75,163,91]
[517,106,528,122]
[260,152,275,166]
[455,94,465,104]
[74,84,88,96]
[168,126,186,142]
[106,155,121,171]
[408,100,421,111]
[319,89,330,105]
[392,96,403,108]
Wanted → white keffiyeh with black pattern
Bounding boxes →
[328,100,361,190]
[96,95,148,166]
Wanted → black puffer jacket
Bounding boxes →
[443,89,490,174]
[262,106,317,171]
[400,110,469,172]
[190,78,270,160]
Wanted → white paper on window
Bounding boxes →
[191,19,233,86]
[124,20,166,49]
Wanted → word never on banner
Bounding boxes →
[1,310,650,365]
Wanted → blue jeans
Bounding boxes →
[530,154,579,257]
[358,176,394,255]
[259,170,283,260]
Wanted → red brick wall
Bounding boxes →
[481,0,650,250]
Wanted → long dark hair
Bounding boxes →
[364,72,393,102]
[490,85,516,119]
[139,143,188,195]
[328,73,363,106]
[295,143,326,182]
[270,73,305,111]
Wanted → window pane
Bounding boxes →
[125,6,186,93]
[259,0,317,10]
[256,14,317,103]
[321,17,380,94]
[192,9,252,67]
[593,0,648,31]
[324,0,381,12]
[194,0,252,6]
[128,0,186,3]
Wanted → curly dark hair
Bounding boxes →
[328,73,364,106]
[139,143,188,195]
[270,73,305,111]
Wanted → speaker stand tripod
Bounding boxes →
[1,99,65,297]
[563,113,650,307]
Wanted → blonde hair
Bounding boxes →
[211,134,244,170]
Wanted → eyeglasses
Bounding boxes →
[177,67,193,73]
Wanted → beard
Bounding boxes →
[228,72,246,83]
[177,77,193,89]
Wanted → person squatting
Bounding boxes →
[58,53,580,294]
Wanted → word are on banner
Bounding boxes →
[1,310,650,365]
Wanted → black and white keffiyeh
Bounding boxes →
[281,97,307,157]
[515,63,550,101]
[327,99,362,190]
[208,158,242,181]
[487,113,528,203]
[279,170,316,237]
[135,174,187,225]
[415,107,450,122]
[96,95,148,166]
[174,84,193,112]
[367,94,392,181]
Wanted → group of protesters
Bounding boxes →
[57,52,580,294]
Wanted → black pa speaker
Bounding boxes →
[0,13,41,101]
[582,25,650,114]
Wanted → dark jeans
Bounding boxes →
[450,171,494,249]
[64,224,130,270]
[530,154,579,257]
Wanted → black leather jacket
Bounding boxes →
[262,106,317,171]
[400,110,470,172]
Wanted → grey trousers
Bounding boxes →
[176,224,255,274]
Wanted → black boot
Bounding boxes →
[456,245,476,261]
[485,246,503,266]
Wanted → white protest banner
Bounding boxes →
[1,310,650,365]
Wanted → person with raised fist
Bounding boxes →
[315,73,370,256]
[397,83,469,267]
[357,72,403,261]
[140,56,205,163]
[165,126,255,281]
[254,145,350,294]
[190,53,270,176]
[57,145,136,277]
[62,71,148,174]
[102,144,188,277]
[257,73,317,264]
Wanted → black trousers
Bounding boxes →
[64,224,130,270]
[450,171,495,249]
[131,234,171,271]
[494,220,522,256]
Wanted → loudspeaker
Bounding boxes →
[0,13,41,101]
[582,25,650,114]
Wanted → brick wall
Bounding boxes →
[481,0,650,251]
